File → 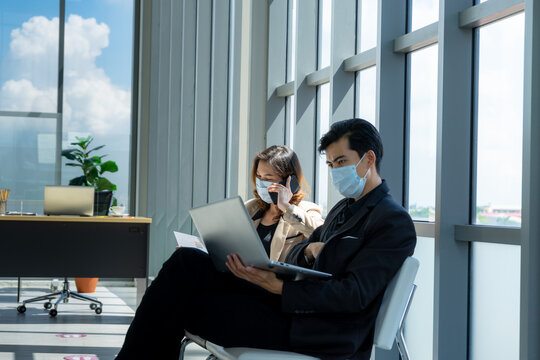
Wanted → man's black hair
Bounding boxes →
[318,118,384,173]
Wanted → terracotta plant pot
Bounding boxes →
[75,277,99,293]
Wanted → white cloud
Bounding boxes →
[0,14,130,136]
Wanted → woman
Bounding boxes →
[247,145,323,262]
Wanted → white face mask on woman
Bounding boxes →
[255,178,274,204]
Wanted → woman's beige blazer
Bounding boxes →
[244,198,324,262]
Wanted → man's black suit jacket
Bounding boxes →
[283,181,416,360]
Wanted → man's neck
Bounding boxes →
[354,176,382,201]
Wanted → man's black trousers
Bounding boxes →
[116,248,291,360]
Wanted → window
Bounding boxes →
[286,0,297,148]
[470,242,520,360]
[404,236,435,360]
[319,0,331,69]
[474,13,524,227]
[358,0,377,52]
[408,44,438,221]
[355,66,376,125]
[410,0,438,32]
[0,0,135,213]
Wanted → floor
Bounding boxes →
[0,280,210,360]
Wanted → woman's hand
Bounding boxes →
[226,254,284,295]
[267,176,293,212]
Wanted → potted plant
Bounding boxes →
[62,135,119,293]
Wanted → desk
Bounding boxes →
[0,215,152,305]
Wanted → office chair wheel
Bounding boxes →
[17,305,26,313]
[90,303,97,310]
[49,309,58,317]
[95,307,102,315]
[44,302,52,310]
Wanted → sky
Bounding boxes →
[0,0,134,207]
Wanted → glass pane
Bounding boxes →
[0,115,57,214]
[319,0,331,69]
[317,83,330,215]
[359,0,377,52]
[287,0,297,81]
[0,1,59,112]
[404,237,435,360]
[410,0,438,32]
[470,242,520,360]
[287,95,295,149]
[408,44,438,221]
[475,13,524,227]
[62,0,134,209]
[356,66,376,125]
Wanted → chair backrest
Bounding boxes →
[373,256,419,350]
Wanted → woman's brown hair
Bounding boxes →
[250,145,310,213]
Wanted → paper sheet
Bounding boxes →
[173,231,207,253]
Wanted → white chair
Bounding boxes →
[179,257,419,360]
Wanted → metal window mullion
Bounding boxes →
[394,22,438,53]
[459,0,524,29]
[343,48,376,72]
[226,0,242,198]
[455,224,521,245]
[306,67,331,86]
[55,0,66,186]
[325,0,356,211]
[294,0,317,198]
[414,222,436,238]
[470,28,480,225]
[266,0,288,146]
[433,1,474,360]
[520,0,540,357]
[0,111,58,118]
[130,0,142,216]
[374,2,407,359]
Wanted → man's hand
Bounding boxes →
[305,242,325,263]
[226,254,284,295]
[267,176,293,212]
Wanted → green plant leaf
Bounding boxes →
[95,177,116,191]
[90,155,102,164]
[100,160,118,174]
[87,145,105,155]
[61,149,77,160]
[69,176,87,186]
[65,163,82,167]
[87,167,99,185]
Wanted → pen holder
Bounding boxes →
[0,189,9,216]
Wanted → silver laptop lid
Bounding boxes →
[189,196,269,271]
[44,186,95,216]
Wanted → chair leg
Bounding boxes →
[396,328,410,360]
[179,338,192,360]
[396,284,417,360]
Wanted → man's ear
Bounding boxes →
[366,150,377,169]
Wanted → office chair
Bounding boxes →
[179,257,420,360]
[16,276,103,317]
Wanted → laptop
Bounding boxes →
[44,186,95,216]
[189,196,332,280]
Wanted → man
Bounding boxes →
[117,118,416,360]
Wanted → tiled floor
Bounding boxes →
[0,281,210,360]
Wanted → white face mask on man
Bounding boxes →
[330,153,369,198]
